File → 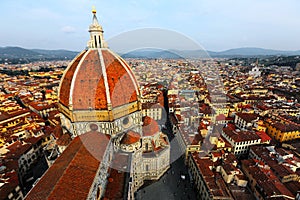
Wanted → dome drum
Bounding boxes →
[59,100,141,122]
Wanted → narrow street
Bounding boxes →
[136,126,197,200]
[22,155,49,195]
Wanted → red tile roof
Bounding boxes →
[223,127,260,142]
[191,153,232,198]
[142,102,163,110]
[56,134,72,146]
[272,122,300,132]
[236,112,259,123]
[0,109,30,123]
[5,141,32,159]
[0,170,19,200]
[142,116,159,136]
[52,125,63,139]
[104,152,131,198]
[215,114,226,121]
[103,168,126,199]
[59,51,87,107]
[285,181,300,197]
[25,132,110,200]
[120,130,141,145]
[23,136,43,146]
[72,50,107,110]
[241,159,295,199]
[102,50,138,108]
[28,102,57,111]
[110,152,130,172]
[255,131,271,143]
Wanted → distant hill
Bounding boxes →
[0,47,40,58]
[121,47,300,59]
[31,49,79,59]
[122,49,182,59]
[210,47,300,57]
[0,46,79,60]
[1,46,300,60]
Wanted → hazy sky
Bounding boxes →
[1,0,300,51]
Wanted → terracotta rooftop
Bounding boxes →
[52,125,63,139]
[28,102,57,112]
[272,122,300,132]
[241,159,295,199]
[191,153,232,198]
[142,102,163,110]
[56,134,72,146]
[0,109,30,123]
[103,50,139,108]
[110,151,131,172]
[120,130,141,145]
[23,136,43,146]
[285,181,300,197]
[0,170,19,200]
[59,51,87,107]
[142,116,160,137]
[4,141,32,160]
[191,133,203,145]
[103,168,126,199]
[215,114,226,121]
[223,126,260,143]
[25,131,110,200]
[236,112,259,123]
[103,152,131,199]
[255,131,271,143]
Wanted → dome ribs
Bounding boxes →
[59,49,139,112]
[59,51,86,107]
[102,50,138,108]
[72,50,107,110]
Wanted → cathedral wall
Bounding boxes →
[61,111,142,137]
[142,146,170,180]
[88,140,114,200]
[129,149,144,193]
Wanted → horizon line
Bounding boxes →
[1,45,300,53]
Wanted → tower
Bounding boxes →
[249,59,261,78]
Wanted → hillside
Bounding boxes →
[0,47,79,60]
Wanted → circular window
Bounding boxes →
[89,123,98,131]
[122,117,132,129]
[123,117,129,125]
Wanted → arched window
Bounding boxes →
[94,36,98,48]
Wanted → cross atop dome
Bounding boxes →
[88,7,107,48]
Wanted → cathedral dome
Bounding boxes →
[58,10,140,122]
[59,49,140,110]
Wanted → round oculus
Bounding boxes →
[122,117,132,129]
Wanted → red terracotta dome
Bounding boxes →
[120,130,141,145]
[59,49,140,110]
[142,116,160,136]
[58,10,140,112]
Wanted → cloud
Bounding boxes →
[61,26,76,33]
